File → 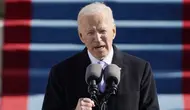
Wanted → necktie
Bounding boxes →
[97,61,107,93]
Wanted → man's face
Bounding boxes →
[78,12,116,60]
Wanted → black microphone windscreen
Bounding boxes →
[104,64,121,85]
[85,64,102,85]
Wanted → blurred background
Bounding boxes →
[0,0,3,19]
[0,0,190,110]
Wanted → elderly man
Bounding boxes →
[42,2,159,110]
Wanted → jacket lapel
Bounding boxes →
[76,48,91,97]
[111,45,125,80]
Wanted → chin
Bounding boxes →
[96,56,105,60]
[96,53,107,59]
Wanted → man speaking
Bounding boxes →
[42,2,160,110]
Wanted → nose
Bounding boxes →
[94,32,102,42]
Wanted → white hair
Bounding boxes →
[77,2,115,26]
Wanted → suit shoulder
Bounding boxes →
[121,52,152,79]
[122,52,148,66]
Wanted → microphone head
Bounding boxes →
[85,64,102,85]
[104,64,121,85]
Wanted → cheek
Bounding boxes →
[86,37,93,43]
[103,35,113,43]
[84,37,93,46]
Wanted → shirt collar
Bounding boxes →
[87,47,113,65]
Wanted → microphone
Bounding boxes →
[99,64,121,110]
[104,64,121,95]
[85,64,102,107]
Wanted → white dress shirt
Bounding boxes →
[87,47,114,92]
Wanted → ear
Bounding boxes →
[78,31,85,43]
[112,24,116,39]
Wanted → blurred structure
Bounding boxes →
[0,0,3,100]
[0,0,190,110]
[0,0,4,18]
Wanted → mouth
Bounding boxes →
[94,45,105,50]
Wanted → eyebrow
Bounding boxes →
[86,26,107,31]
[87,29,95,32]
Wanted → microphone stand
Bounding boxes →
[88,81,118,110]
[99,82,118,110]
[88,80,101,109]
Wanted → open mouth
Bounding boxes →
[94,45,105,50]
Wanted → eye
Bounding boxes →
[100,29,107,34]
[87,31,95,35]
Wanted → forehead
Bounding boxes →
[79,12,110,27]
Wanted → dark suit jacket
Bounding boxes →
[42,45,160,110]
